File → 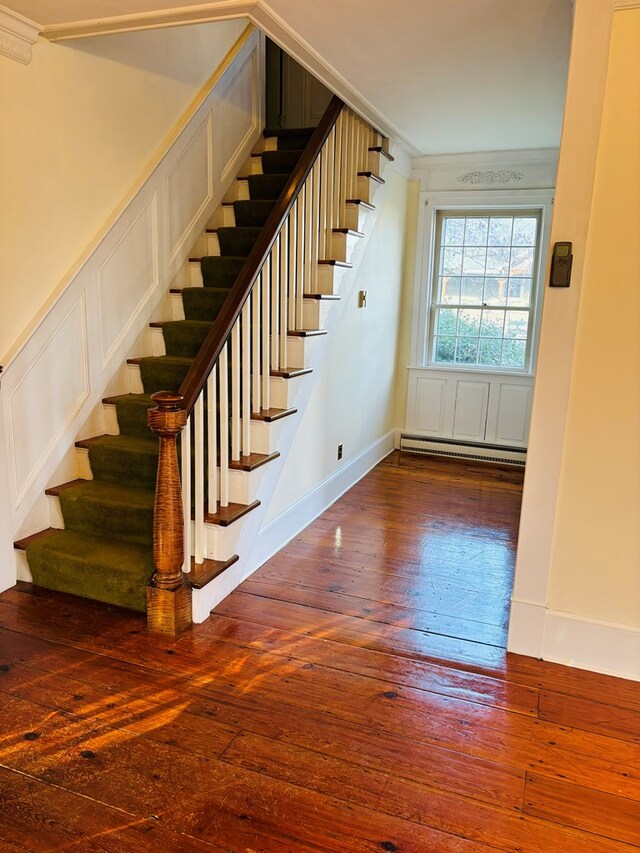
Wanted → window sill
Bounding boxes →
[406,364,535,379]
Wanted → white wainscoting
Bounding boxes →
[0,29,264,585]
[405,367,534,448]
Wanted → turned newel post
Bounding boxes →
[146,390,192,635]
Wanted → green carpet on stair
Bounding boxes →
[200,256,246,288]
[247,173,291,200]
[160,320,212,358]
[233,199,276,227]
[26,530,153,612]
[58,480,154,546]
[24,130,313,612]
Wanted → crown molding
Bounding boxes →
[614,0,640,9]
[0,4,40,64]
[41,0,256,40]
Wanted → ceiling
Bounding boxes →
[6,0,573,156]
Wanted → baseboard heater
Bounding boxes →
[400,434,527,466]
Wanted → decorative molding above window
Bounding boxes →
[0,6,41,65]
[457,170,525,186]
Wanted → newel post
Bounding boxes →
[146,391,192,635]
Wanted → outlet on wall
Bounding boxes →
[337,444,343,461]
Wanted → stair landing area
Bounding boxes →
[0,453,639,852]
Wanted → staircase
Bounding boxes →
[14,100,393,632]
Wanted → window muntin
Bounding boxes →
[429,210,542,370]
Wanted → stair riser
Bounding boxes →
[209,205,235,228]
[15,549,31,582]
[243,155,263,176]
[330,232,362,263]
[190,262,204,287]
[224,178,249,202]
[269,374,305,409]
[317,264,351,295]
[250,419,284,455]
[47,494,65,530]
[194,233,220,257]
[344,203,373,233]
[263,137,278,152]
[357,174,382,205]
[227,466,267,505]
[302,299,337,331]
[170,293,186,321]
[203,520,248,561]
[367,150,391,175]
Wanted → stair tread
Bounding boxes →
[204,500,260,527]
[14,527,58,551]
[127,355,193,366]
[18,528,152,561]
[318,259,353,268]
[250,407,297,422]
[304,294,340,301]
[271,367,313,378]
[229,451,279,472]
[332,228,364,237]
[369,145,394,162]
[188,555,239,589]
[46,479,154,506]
[288,329,327,337]
[358,171,385,184]
[76,434,157,452]
[346,198,376,210]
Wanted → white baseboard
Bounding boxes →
[191,430,395,621]
[508,597,640,682]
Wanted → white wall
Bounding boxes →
[262,169,409,524]
[547,10,640,635]
[0,18,246,361]
[510,1,640,680]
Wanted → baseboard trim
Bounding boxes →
[191,430,395,621]
[508,598,640,682]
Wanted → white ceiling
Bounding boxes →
[6,0,573,155]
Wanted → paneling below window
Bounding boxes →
[406,367,533,448]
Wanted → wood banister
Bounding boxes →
[177,95,344,415]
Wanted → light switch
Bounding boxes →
[358,290,367,308]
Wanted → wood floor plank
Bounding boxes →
[0,693,497,853]
[524,772,640,847]
[239,577,508,643]
[223,731,636,853]
[0,765,227,852]
[1,453,639,853]
[539,689,640,743]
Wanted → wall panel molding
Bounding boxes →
[7,294,89,505]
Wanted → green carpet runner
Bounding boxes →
[25,128,314,612]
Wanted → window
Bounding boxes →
[428,210,542,371]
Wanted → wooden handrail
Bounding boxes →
[177,95,344,415]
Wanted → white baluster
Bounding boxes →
[296,189,305,328]
[231,320,240,462]
[242,300,251,455]
[289,199,298,331]
[279,224,288,368]
[270,240,280,369]
[252,278,261,413]
[219,344,229,507]
[261,267,271,410]
[207,369,217,514]
[194,393,204,565]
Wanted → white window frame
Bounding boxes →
[409,189,554,378]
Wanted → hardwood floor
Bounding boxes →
[0,452,639,852]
